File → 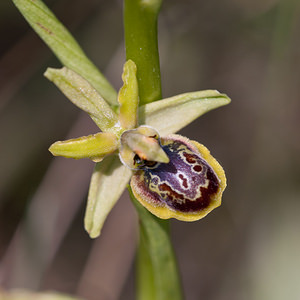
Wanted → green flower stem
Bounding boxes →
[124,0,162,105]
[130,188,183,300]
[124,0,183,299]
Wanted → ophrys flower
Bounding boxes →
[46,60,230,238]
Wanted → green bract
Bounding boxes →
[45,60,230,238]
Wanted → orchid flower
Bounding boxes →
[12,0,230,239]
[45,60,230,238]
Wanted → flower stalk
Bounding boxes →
[124,0,162,105]
[124,0,183,299]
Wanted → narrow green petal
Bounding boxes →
[49,132,118,162]
[139,90,231,135]
[12,0,117,106]
[84,156,132,238]
[45,67,120,133]
[118,60,139,129]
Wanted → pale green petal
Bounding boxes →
[12,0,117,106]
[139,90,231,135]
[85,156,132,238]
[45,67,120,133]
[49,132,118,162]
[118,60,139,129]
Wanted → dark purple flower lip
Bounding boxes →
[130,134,226,221]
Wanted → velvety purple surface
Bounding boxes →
[139,140,219,212]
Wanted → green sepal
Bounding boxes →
[49,132,118,162]
[118,60,139,129]
[44,67,120,133]
[85,155,132,238]
[139,90,231,135]
[12,0,117,106]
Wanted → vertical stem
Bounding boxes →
[130,189,183,300]
[124,0,183,299]
[136,222,156,300]
[124,0,162,105]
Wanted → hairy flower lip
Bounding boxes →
[130,134,226,221]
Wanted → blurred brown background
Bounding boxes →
[1,0,300,299]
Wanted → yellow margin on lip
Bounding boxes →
[130,134,227,221]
